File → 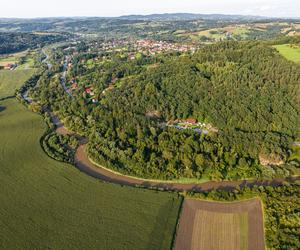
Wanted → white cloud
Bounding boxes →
[260,5,272,11]
[0,0,299,18]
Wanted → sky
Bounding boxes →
[1,0,299,18]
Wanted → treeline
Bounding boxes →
[41,131,78,163]
[0,32,69,54]
[34,40,300,181]
[187,182,300,250]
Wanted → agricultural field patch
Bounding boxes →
[0,69,35,98]
[0,50,35,70]
[0,72,182,249]
[178,25,252,41]
[174,198,265,250]
[274,44,300,63]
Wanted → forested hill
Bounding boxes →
[87,41,299,179]
[119,13,267,21]
[0,32,70,54]
[39,40,300,181]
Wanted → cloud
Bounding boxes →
[259,5,272,11]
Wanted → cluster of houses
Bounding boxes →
[61,55,99,104]
[79,38,198,56]
[85,87,98,103]
[134,39,196,55]
[167,118,218,135]
[84,39,130,53]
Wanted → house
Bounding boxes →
[186,118,197,125]
[70,77,76,84]
[85,88,95,96]
[3,63,15,70]
[71,83,78,90]
[85,88,92,94]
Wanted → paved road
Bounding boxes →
[60,56,72,97]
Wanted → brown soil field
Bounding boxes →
[174,198,265,250]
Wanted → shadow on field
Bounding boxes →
[0,106,6,113]
[0,95,15,102]
[146,199,176,250]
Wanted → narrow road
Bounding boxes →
[50,113,299,192]
[60,56,72,97]
[22,48,52,102]
[42,49,52,70]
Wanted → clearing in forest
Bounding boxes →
[274,44,300,63]
[174,198,265,250]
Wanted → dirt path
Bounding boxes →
[74,143,299,192]
[50,112,299,192]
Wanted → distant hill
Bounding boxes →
[118,13,271,21]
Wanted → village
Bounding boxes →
[134,39,197,55]
[63,38,197,57]
[58,38,198,105]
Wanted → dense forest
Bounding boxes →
[0,32,70,54]
[188,182,300,250]
[33,39,300,181]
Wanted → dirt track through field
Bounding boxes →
[49,112,299,192]
[174,198,265,250]
[74,144,299,191]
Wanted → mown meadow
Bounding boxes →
[0,72,182,249]
[0,69,35,99]
[274,44,300,63]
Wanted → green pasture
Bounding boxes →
[0,56,17,63]
[0,73,181,249]
[0,69,35,99]
[274,44,300,63]
[16,57,35,70]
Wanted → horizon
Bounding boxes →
[1,12,300,20]
[1,0,300,19]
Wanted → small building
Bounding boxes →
[70,77,76,84]
[3,63,15,70]
[85,88,92,94]
[85,88,95,96]
[186,118,197,125]
[71,83,78,90]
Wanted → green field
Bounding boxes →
[0,69,35,98]
[0,73,181,249]
[274,44,300,63]
[16,57,35,70]
[0,50,28,64]
[0,55,17,62]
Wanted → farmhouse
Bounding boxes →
[186,118,197,125]
[85,88,94,96]
[0,62,16,70]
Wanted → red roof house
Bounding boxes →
[186,118,197,125]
